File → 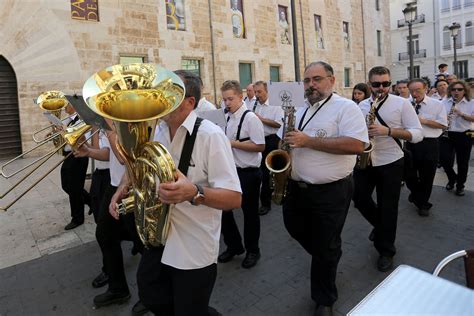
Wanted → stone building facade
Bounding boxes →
[0,0,391,154]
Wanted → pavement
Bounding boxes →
[0,154,473,316]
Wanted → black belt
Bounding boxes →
[289,174,352,189]
[94,168,110,174]
[265,134,279,140]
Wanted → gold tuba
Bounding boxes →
[83,63,184,247]
[355,92,381,169]
[265,106,295,205]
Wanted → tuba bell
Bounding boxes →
[83,63,184,247]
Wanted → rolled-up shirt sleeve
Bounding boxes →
[402,99,423,143]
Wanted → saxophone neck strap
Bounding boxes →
[178,117,203,176]
[298,93,333,131]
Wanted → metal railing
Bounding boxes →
[397,14,426,28]
[398,49,427,61]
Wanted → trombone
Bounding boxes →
[0,120,96,211]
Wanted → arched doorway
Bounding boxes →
[0,56,21,159]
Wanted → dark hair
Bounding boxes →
[421,76,431,88]
[447,81,471,101]
[408,78,427,88]
[304,61,334,76]
[465,77,474,83]
[220,80,243,96]
[174,70,202,109]
[396,79,409,86]
[434,79,448,88]
[254,80,268,91]
[438,63,448,70]
[368,66,390,80]
[352,83,371,102]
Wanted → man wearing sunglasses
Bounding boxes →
[353,66,423,273]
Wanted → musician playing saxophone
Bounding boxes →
[109,70,242,316]
[279,61,367,316]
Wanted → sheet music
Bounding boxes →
[268,81,305,107]
[196,109,227,131]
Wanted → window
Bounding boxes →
[406,34,419,54]
[343,21,350,51]
[466,21,473,46]
[278,5,291,44]
[452,0,461,9]
[230,0,245,38]
[314,15,324,49]
[377,30,382,56]
[344,68,350,87]
[270,66,280,82]
[239,63,252,88]
[181,59,201,76]
[119,56,146,65]
[375,0,380,11]
[457,60,469,79]
[407,66,420,78]
[441,0,450,12]
[166,0,186,31]
[466,0,474,8]
[443,26,451,50]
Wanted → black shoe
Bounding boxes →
[258,206,271,216]
[314,303,333,316]
[208,306,222,316]
[368,229,375,242]
[92,272,109,288]
[424,202,433,210]
[93,290,131,308]
[377,256,393,272]
[64,221,83,230]
[132,300,149,316]
[218,248,244,263]
[241,252,261,269]
[446,182,455,191]
[455,188,465,196]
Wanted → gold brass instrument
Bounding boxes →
[83,63,184,247]
[33,91,70,146]
[0,121,96,211]
[355,92,381,169]
[265,105,295,205]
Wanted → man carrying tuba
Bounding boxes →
[280,61,367,316]
[109,70,242,316]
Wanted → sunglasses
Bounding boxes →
[370,81,392,88]
[451,88,465,92]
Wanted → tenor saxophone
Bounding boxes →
[265,106,295,205]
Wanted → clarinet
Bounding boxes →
[442,101,456,137]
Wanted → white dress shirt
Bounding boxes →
[103,135,125,187]
[244,96,256,108]
[196,97,216,112]
[95,130,110,170]
[153,111,241,269]
[225,103,265,168]
[414,96,448,138]
[252,98,284,136]
[358,94,423,167]
[442,97,474,132]
[277,93,369,184]
[431,92,447,102]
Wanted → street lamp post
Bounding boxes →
[449,22,461,77]
[403,2,417,80]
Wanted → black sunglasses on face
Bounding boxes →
[452,88,465,92]
[370,81,392,88]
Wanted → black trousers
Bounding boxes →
[405,138,439,207]
[137,246,217,316]
[89,168,110,223]
[60,155,89,224]
[95,184,142,293]
[353,158,404,257]
[440,132,472,190]
[221,167,261,254]
[260,134,280,208]
[283,176,353,306]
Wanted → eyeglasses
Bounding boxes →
[451,88,465,92]
[303,76,332,84]
[370,81,392,88]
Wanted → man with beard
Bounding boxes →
[252,81,284,215]
[280,61,368,316]
[353,66,422,273]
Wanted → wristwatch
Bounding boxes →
[191,184,205,206]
